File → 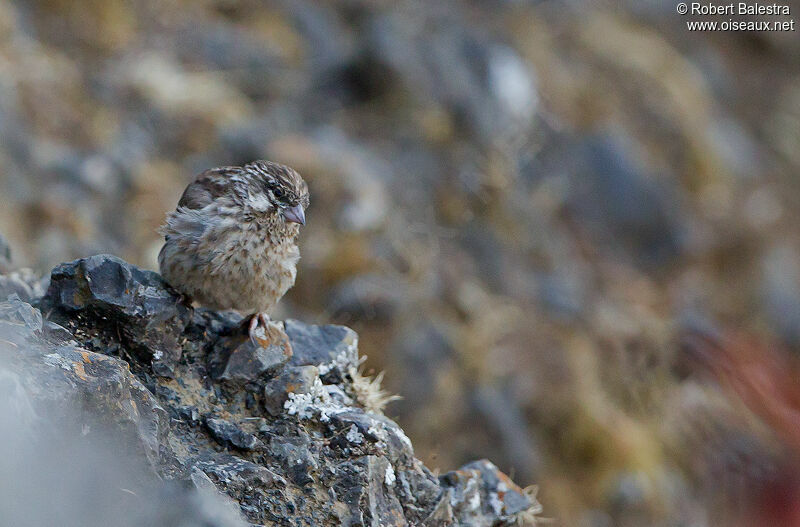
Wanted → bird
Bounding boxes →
[158,160,309,340]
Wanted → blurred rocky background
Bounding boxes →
[1,0,799,525]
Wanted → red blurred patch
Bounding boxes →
[682,328,800,526]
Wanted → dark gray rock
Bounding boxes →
[394,460,443,524]
[206,418,259,450]
[326,408,415,463]
[193,453,279,488]
[268,435,318,487]
[177,405,201,424]
[41,319,75,344]
[2,256,541,526]
[284,319,359,382]
[210,322,292,382]
[332,456,407,527]
[461,459,534,517]
[39,254,192,376]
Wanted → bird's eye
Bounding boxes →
[273,188,285,198]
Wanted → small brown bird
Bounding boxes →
[158,160,309,338]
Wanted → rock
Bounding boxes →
[193,453,279,488]
[0,268,47,303]
[439,459,541,526]
[326,408,415,463]
[284,319,360,382]
[0,294,42,339]
[41,319,75,344]
[331,456,407,526]
[206,418,260,450]
[177,405,201,424]
[0,294,59,348]
[39,254,192,376]
[66,349,169,468]
[2,0,797,523]
[463,460,536,518]
[189,467,251,523]
[1,256,541,525]
[268,435,318,487]
[394,460,443,524]
[262,365,319,416]
[0,306,168,470]
[0,359,246,527]
[210,321,292,382]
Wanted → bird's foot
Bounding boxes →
[248,312,271,345]
[177,293,193,307]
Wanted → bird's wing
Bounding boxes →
[177,166,240,210]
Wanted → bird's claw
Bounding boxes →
[177,293,193,307]
[248,312,271,345]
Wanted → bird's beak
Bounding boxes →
[282,204,306,225]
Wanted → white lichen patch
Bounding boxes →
[284,377,347,422]
[468,491,481,511]
[346,424,364,444]
[317,340,359,376]
[284,377,329,419]
[283,392,316,420]
[489,492,504,516]
[318,401,348,423]
[385,465,396,487]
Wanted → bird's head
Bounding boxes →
[240,160,309,225]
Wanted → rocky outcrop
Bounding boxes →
[1,254,541,526]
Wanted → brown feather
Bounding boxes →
[177,167,240,210]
